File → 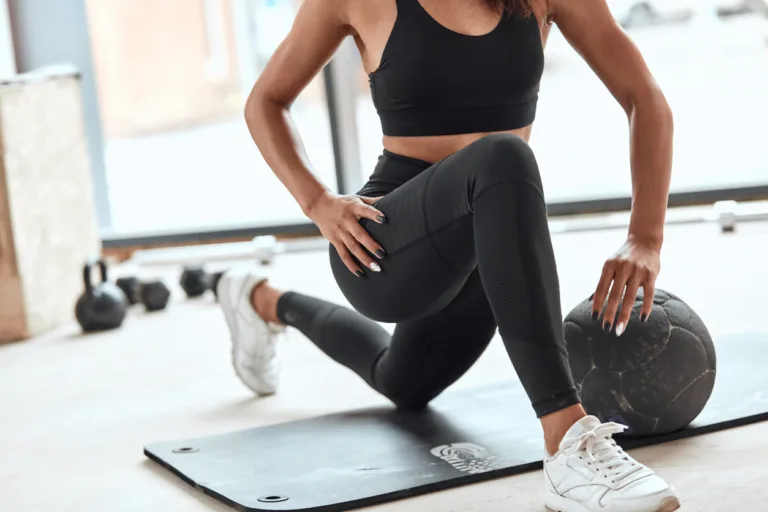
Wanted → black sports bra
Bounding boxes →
[368,0,544,137]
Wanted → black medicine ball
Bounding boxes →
[564,289,716,437]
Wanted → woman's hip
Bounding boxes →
[356,149,434,198]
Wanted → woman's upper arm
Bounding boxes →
[251,0,351,106]
[550,0,662,112]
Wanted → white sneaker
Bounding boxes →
[544,416,681,512]
[217,267,285,396]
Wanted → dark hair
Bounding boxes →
[487,0,533,16]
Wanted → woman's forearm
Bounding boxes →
[245,91,330,215]
[627,92,674,251]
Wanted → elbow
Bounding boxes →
[626,86,673,129]
[244,86,264,131]
[244,83,290,135]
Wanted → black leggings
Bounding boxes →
[277,133,579,418]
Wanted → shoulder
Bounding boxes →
[299,0,355,23]
[293,0,395,39]
[549,0,612,19]
[290,0,364,37]
[304,0,390,20]
[346,0,399,34]
[346,0,397,20]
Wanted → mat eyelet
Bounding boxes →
[172,447,199,454]
[258,495,289,503]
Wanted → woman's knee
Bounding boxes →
[386,389,434,411]
[466,133,543,194]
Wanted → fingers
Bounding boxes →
[359,195,384,206]
[342,233,381,274]
[332,241,363,277]
[354,202,387,225]
[358,196,387,223]
[329,195,389,276]
[346,219,385,260]
[640,281,655,321]
[601,262,633,332]
[592,262,615,319]
[615,273,643,336]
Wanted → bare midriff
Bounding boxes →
[382,125,534,164]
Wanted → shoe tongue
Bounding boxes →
[563,415,602,440]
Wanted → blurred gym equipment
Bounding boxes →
[75,260,128,332]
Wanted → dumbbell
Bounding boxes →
[116,277,141,305]
[180,266,211,298]
[117,275,171,312]
[140,281,171,312]
[180,266,229,300]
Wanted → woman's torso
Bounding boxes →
[349,0,553,164]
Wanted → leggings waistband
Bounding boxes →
[358,150,435,196]
[382,149,434,170]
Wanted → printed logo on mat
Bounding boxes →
[430,442,503,474]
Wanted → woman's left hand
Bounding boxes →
[592,238,661,336]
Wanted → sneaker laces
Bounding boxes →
[561,422,644,482]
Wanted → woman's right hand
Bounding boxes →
[306,193,387,276]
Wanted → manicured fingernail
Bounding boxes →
[640,313,648,323]
[375,249,386,259]
[355,270,364,278]
[615,322,625,337]
[603,322,611,332]
[377,215,387,224]
[370,262,381,272]
[591,311,598,321]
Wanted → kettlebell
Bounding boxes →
[75,260,128,332]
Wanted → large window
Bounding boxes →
[13,0,764,243]
[353,3,768,203]
[85,0,335,235]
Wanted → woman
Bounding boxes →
[217,0,677,510]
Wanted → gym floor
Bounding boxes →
[3,218,768,511]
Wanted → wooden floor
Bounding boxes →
[3,220,768,511]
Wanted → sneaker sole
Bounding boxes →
[545,493,681,512]
[217,274,277,396]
